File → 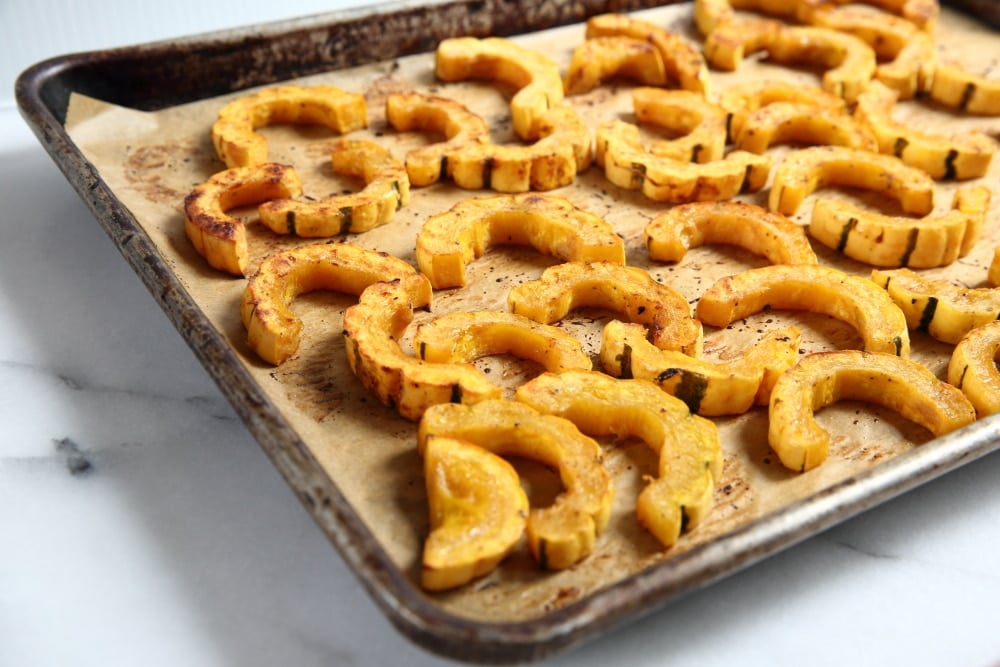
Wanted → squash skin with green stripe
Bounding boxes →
[947,321,1000,417]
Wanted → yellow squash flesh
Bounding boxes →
[414,193,625,289]
[718,80,846,141]
[928,62,1000,115]
[632,87,729,164]
[563,36,667,94]
[600,321,801,416]
[732,101,878,154]
[696,264,911,357]
[183,162,303,276]
[418,400,614,570]
[515,370,722,548]
[508,260,703,355]
[948,321,1000,418]
[241,242,425,365]
[211,84,368,169]
[421,435,529,591]
[645,200,818,265]
[769,350,975,472]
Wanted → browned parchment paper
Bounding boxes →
[64,3,1000,624]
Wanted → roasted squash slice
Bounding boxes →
[342,275,501,421]
[211,84,368,169]
[414,193,625,289]
[948,321,1000,418]
[515,370,722,548]
[631,87,729,164]
[702,16,782,72]
[697,264,911,356]
[183,162,303,276]
[434,36,563,141]
[600,321,801,416]
[808,185,991,269]
[444,104,592,193]
[989,248,1000,287]
[871,267,1000,344]
[808,5,935,99]
[584,13,711,97]
[766,26,877,103]
[413,310,592,374]
[257,139,409,237]
[732,101,878,154]
[384,92,491,187]
[804,0,938,31]
[718,80,846,141]
[241,242,425,365]
[421,434,529,591]
[596,119,770,204]
[928,61,1000,116]
[417,399,614,570]
[563,36,667,94]
[854,81,996,180]
[768,145,936,217]
[693,0,816,35]
[507,260,704,355]
[769,350,974,472]
[645,200,818,266]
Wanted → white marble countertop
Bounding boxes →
[3,2,1000,666]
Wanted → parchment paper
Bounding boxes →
[65,3,1000,623]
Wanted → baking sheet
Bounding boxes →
[18,1,1000,662]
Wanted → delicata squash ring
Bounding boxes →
[183,162,303,276]
[600,321,801,417]
[414,193,625,290]
[584,13,711,97]
[257,138,410,237]
[764,26,877,103]
[563,36,667,95]
[948,321,1000,418]
[804,0,939,32]
[515,370,722,548]
[421,434,529,591]
[769,350,975,472]
[443,104,592,193]
[731,101,878,154]
[241,242,425,366]
[434,36,563,142]
[696,264,911,357]
[384,92,491,188]
[645,200,818,266]
[342,275,502,421]
[412,310,592,374]
[211,84,368,169]
[808,185,991,269]
[507,261,704,355]
[928,61,1000,116]
[417,399,614,570]
[768,145,936,217]
[718,80,846,142]
[595,119,770,204]
[631,87,729,164]
[871,267,1000,345]
[854,81,996,181]
[701,16,782,73]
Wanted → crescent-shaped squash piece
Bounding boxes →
[413,310,592,374]
[515,370,722,548]
[769,350,975,472]
[342,275,501,421]
[808,185,991,269]
[732,101,878,154]
[434,36,564,141]
[414,193,625,289]
[768,145,936,217]
[765,26,877,103]
[928,62,1000,115]
[646,200,818,265]
[563,36,667,94]
[871,267,1000,344]
[257,139,410,237]
[718,80,846,141]
[211,84,368,168]
[948,321,1000,418]
[854,81,996,180]
[240,242,421,365]
[696,264,911,356]
[508,261,704,355]
[421,435,528,591]
[418,399,614,570]
[183,162,303,276]
[632,87,729,164]
[384,92,491,187]
[802,0,938,31]
[600,320,801,416]
[585,13,711,97]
